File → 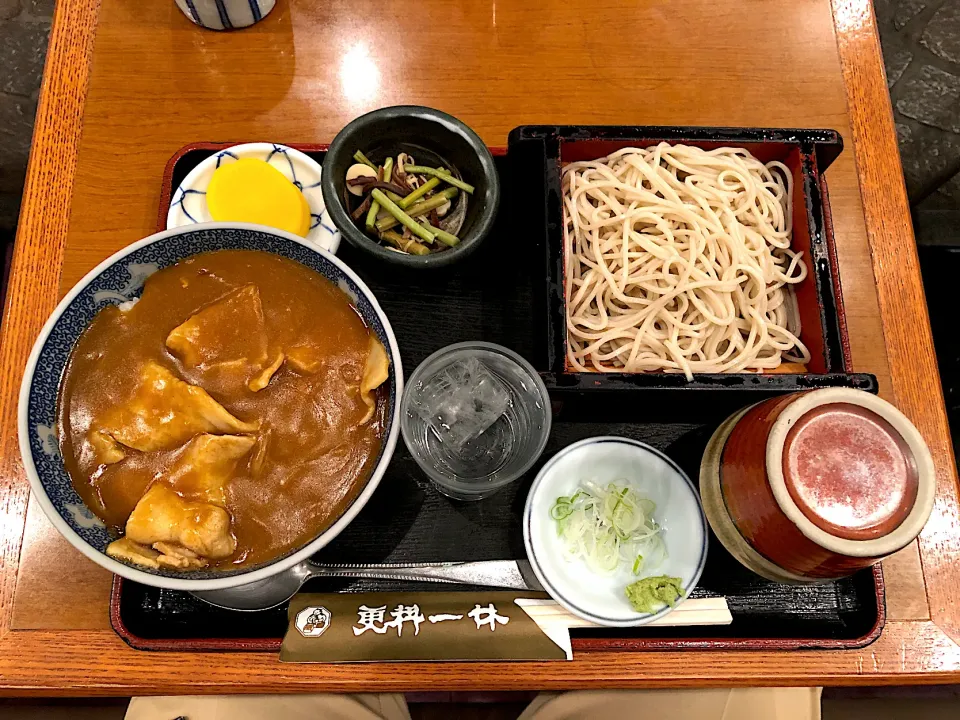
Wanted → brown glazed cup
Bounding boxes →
[700,388,935,584]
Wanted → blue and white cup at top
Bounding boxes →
[174,0,275,30]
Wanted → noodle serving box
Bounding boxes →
[508,125,877,421]
[110,131,884,654]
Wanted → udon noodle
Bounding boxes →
[563,143,811,380]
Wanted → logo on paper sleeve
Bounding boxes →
[296,606,332,638]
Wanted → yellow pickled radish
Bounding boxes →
[207,158,311,238]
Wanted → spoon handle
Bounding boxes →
[305,560,537,591]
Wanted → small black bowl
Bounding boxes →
[321,106,501,269]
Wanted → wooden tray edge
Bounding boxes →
[110,566,886,653]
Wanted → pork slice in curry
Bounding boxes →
[57,249,390,570]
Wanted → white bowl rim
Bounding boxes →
[18,221,403,591]
[523,436,709,627]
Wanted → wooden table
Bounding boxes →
[0,0,957,694]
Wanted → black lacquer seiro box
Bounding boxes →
[509,125,875,420]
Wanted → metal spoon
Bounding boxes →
[191,559,544,612]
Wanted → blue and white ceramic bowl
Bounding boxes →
[18,223,402,592]
[167,143,340,254]
[174,0,275,30]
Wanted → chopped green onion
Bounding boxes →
[548,480,666,576]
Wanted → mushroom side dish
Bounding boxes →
[345,149,474,255]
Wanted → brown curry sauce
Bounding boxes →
[57,250,386,569]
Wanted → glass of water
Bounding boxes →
[400,342,552,501]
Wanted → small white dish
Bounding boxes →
[166,143,340,253]
[523,436,708,627]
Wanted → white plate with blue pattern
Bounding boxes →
[524,437,708,627]
[18,222,400,591]
[166,143,341,253]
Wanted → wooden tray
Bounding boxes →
[110,138,884,653]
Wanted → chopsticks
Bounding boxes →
[516,596,731,628]
[514,597,732,660]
